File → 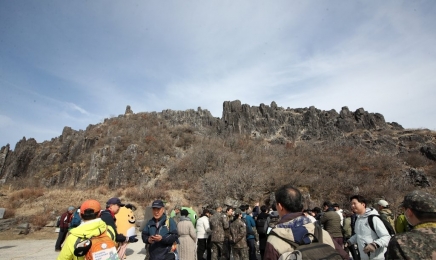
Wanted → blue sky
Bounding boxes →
[1,1,435,148]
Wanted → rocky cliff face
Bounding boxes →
[0,101,434,188]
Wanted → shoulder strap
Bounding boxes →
[368,215,377,235]
[269,230,300,249]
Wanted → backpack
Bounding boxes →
[56,216,61,227]
[256,216,270,235]
[70,210,81,228]
[74,229,119,260]
[269,222,342,260]
[368,215,395,237]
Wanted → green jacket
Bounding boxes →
[56,218,115,260]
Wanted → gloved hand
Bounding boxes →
[363,243,377,254]
[128,235,138,243]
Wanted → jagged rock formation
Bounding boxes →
[0,100,434,188]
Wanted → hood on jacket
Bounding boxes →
[69,218,109,239]
[359,208,380,219]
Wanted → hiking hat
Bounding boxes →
[377,199,389,208]
[401,190,436,213]
[152,200,165,208]
[68,206,75,211]
[106,197,125,207]
[80,199,101,214]
[181,209,189,216]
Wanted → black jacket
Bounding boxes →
[100,209,127,242]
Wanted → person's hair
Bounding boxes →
[201,208,210,216]
[323,201,332,208]
[332,203,340,208]
[312,207,321,214]
[226,206,233,213]
[81,209,99,220]
[350,195,367,206]
[410,209,436,222]
[275,184,303,213]
[271,202,277,211]
[239,205,247,212]
[260,205,268,213]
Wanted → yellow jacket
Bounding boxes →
[57,218,115,260]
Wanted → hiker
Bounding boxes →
[263,184,348,260]
[346,195,391,260]
[333,203,344,226]
[386,190,436,259]
[196,208,212,260]
[177,209,196,260]
[241,204,257,260]
[142,200,179,260]
[230,208,248,260]
[376,199,395,232]
[321,201,344,248]
[209,204,229,260]
[56,200,115,260]
[257,205,271,259]
[101,197,138,258]
[223,206,234,260]
[55,206,75,251]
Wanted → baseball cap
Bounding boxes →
[80,200,101,214]
[106,197,125,207]
[401,190,436,213]
[377,199,389,208]
[152,200,165,208]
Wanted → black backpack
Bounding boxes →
[368,215,395,237]
[256,216,270,235]
[269,222,342,260]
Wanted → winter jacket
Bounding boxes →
[209,212,229,242]
[59,211,73,231]
[177,216,196,260]
[242,213,256,240]
[101,209,127,243]
[348,208,391,260]
[230,218,247,249]
[56,218,115,260]
[196,215,211,239]
[263,212,348,260]
[142,213,179,260]
[320,208,343,238]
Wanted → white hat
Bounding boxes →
[377,199,389,207]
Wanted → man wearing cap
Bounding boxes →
[386,190,436,259]
[55,206,75,251]
[230,208,248,260]
[57,200,115,260]
[376,199,395,232]
[142,200,179,260]
[101,197,138,244]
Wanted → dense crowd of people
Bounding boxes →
[55,185,436,260]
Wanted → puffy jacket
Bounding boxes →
[56,218,115,260]
[196,215,211,239]
[141,213,179,260]
[348,208,391,260]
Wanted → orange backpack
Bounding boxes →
[74,229,120,260]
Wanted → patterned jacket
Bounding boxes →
[210,212,229,242]
[386,224,436,259]
[230,218,247,249]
